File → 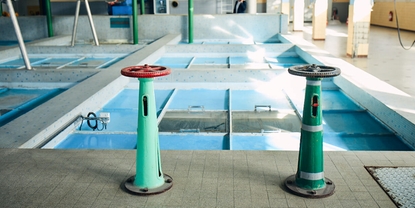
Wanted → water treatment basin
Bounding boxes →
[45,85,412,151]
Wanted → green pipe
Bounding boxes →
[140,0,145,14]
[132,0,138,44]
[0,2,3,14]
[45,0,54,37]
[188,0,193,43]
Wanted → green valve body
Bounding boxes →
[135,78,165,188]
[295,78,325,190]
[120,65,172,195]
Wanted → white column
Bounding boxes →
[281,0,289,26]
[346,0,373,58]
[293,0,304,31]
[247,0,257,14]
[312,0,328,40]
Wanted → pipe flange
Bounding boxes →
[288,64,341,78]
[284,174,335,198]
[121,64,171,78]
[122,174,173,195]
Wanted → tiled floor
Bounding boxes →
[1,23,415,207]
[2,149,414,208]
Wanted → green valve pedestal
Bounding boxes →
[120,64,173,195]
[284,64,340,198]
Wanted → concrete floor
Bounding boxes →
[292,23,415,97]
[1,23,415,207]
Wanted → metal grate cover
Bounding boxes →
[366,166,415,207]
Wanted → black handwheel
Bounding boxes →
[288,64,341,78]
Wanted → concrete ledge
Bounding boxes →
[0,34,181,149]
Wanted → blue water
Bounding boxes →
[78,89,173,132]
[54,88,412,151]
[231,89,292,111]
[0,40,31,46]
[0,58,46,68]
[56,134,137,149]
[0,88,65,126]
[178,40,282,44]
[0,56,122,69]
[168,89,228,110]
[55,134,228,150]
[154,56,307,69]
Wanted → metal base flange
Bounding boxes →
[284,174,335,198]
[122,174,173,196]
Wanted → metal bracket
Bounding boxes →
[255,105,271,112]
[188,105,204,113]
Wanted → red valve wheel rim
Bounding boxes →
[121,64,171,78]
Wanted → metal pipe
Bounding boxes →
[6,0,32,70]
[0,2,3,14]
[188,0,193,43]
[45,0,54,37]
[84,0,99,46]
[133,0,138,44]
[140,0,145,14]
[71,0,81,46]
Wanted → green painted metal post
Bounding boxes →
[0,2,3,14]
[134,78,165,188]
[140,0,145,14]
[188,0,193,43]
[132,0,138,44]
[121,65,172,195]
[295,77,325,190]
[284,64,340,198]
[45,0,54,37]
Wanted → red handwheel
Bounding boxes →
[121,64,171,78]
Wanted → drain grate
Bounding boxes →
[366,166,415,207]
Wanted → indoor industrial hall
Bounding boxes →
[0,0,414,207]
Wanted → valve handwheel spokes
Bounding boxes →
[121,64,171,78]
[288,64,341,78]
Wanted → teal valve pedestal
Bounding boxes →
[284,64,340,198]
[120,64,172,195]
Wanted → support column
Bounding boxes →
[247,0,256,14]
[312,0,327,40]
[45,0,54,37]
[281,0,289,26]
[140,0,145,14]
[293,0,304,31]
[6,0,32,70]
[188,0,193,43]
[133,0,138,44]
[346,0,372,58]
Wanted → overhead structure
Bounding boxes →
[71,0,99,46]
[346,0,373,58]
[4,0,32,70]
[312,0,328,40]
